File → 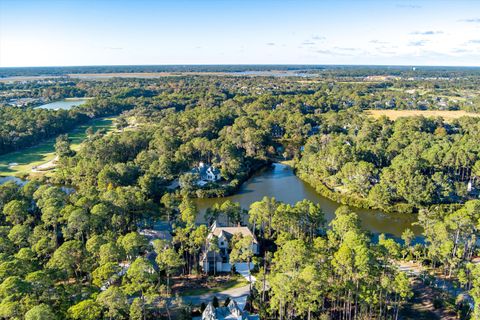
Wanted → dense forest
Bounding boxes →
[0,69,479,319]
[38,75,478,212]
[0,176,479,318]
[2,69,480,154]
[298,114,480,212]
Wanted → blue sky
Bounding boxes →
[1,0,480,67]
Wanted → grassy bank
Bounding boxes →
[0,117,116,177]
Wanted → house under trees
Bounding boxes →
[200,222,259,273]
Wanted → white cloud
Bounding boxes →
[408,40,428,47]
[459,18,480,23]
[410,30,443,35]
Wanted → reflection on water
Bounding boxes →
[35,98,88,110]
[196,163,422,237]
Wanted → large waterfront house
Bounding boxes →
[192,162,221,181]
[200,222,259,273]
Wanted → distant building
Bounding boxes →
[201,221,259,273]
[192,162,221,182]
[7,97,41,107]
[271,124,284,138]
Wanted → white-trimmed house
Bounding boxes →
[192,162,222,182]
[201,221,259,273]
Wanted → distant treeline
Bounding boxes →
[0,65,325,77]
[2,72,480,157]
[2,64,480,78]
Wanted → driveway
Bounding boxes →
[180,263,255,306]
[181,284,250,305]
[234,262,256,283]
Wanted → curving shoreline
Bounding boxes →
[295,165,462,217]
[196,162,422,237]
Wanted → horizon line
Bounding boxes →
[2,63,480,69]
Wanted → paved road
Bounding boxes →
[181,284,250,305]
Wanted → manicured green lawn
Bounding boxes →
[0,117,116,177]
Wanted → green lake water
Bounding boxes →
[196,163,422,238]
[35,98,89,110]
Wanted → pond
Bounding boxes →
[196,163,422,238]
[35,98,90,110]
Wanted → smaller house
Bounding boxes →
[192,162,221,182]
[201,222,259,273]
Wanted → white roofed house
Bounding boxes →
[192,162,222,185]
[201,221,259,274]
